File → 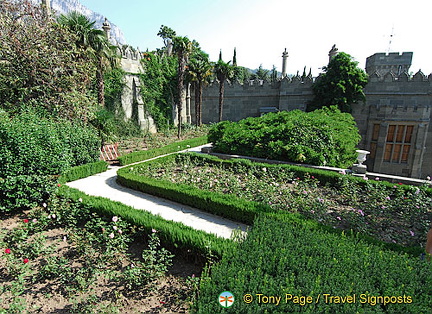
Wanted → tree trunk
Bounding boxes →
[218,77,224,122]
[197,80,203,126]
[177,53,186,138]
[97,57,105,107]
[194,81,199,126]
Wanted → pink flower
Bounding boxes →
[42,203,47,208]
[310,210,315,214]
[108,233,114,239]
[57,183,61,187]
[5,248,11,254]
[385,196,391,200]
[118,229,122,234]
[336,216,341,221]
[358,209,365,216]
[23,258,29,264]
[32,218,37,223]
[112,216,119,223]
[409,230,415,237]
[375,177,380,181]
[152,228,157,233]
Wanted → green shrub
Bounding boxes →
[117,136,208,165]
[195,214,432,313]
[59,161,108,184]
[208,106,361,168]
[0,111,100,212]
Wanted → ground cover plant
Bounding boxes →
[208,106,361,168]
[195,215,432,313]
[0,195,200,313]
[123,153,431,248]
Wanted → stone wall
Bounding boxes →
[118,47,157,133]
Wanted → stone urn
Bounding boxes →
[353,150,370,174]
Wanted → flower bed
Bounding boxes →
[120,153,431,248]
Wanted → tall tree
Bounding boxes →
[214,56,234,122]
[308,52,368,112]
[158,26,193,138]
[57,11,117,107]
[187,50,213,126]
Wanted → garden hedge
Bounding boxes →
[195,214,432,313]
[59,160,108,183]
[117,135,208,166]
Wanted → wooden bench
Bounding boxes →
[99,143,119,161]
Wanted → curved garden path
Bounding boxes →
[66,145,248,239]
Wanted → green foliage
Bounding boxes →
[0,1,97,121]
[60,161,108,184]
[140,52,177,130]
[104,67,126,112]
[232,66,252,83]
[57,11,119,107]
[250,64,270,81]
[208,107,361,168]
[0,111,100,212]
[117,135,208,165]
[309,52,369,112]
[196,214,432,313]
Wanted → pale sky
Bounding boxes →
[80,0,431,76]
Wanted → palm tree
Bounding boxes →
[214,57,234,122]
[57,11,117,107]
[187,50,212,126]
[171,35,192,138]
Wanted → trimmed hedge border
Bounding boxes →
[117,152,425,256]
[117,136,208,166]
[57,186,235,258]
[59,160,108,183]
[117,154,272,225]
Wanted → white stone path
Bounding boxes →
[66,145,249,239]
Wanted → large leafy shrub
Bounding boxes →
[0,1,97,121]
[208,106,361,168]
[0,111,100,212]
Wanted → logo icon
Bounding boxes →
[219,291,235,308]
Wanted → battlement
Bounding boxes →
[115,45,143,61]
[116,45,143,74]
[365,52,413,76]
[367,69,432,83]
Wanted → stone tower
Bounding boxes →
[365,52,413,76]
[102,18,111,41]
[281,48,289,78]
[42,0,51,17]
